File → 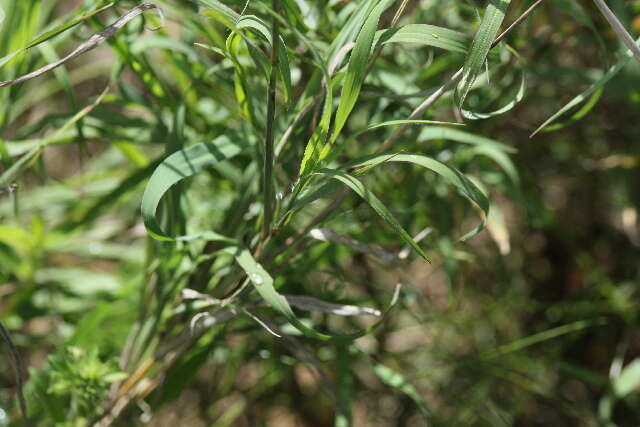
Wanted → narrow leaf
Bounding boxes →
[141,137,243,241]
[531,37,640,136]
[456,0,512,107]
[419,127,519,184]
[346,153,490,240]
[376,24,469,54]
[198,0,240,28]
[364,119,463,133]
[373,364,430,421]
[332,0,394,142]
[612,359,640,397]
[230,246,402,341]
[316,168,429,260]
[0,2,115,69]
[309,227,399,264]
[284,295,382,317]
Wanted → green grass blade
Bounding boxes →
[231,246,402,342]
[419,127,514,152]
[277,36,293,105]
[327,0,379,62]
[235,14,293,105]
[299,79,334,176]
[198,0,240,28]
[347,153,490,240]
[26,3,113,49]
[141,137,244,241]
[538,87,604,133]
[419,127,519,184]
[364,119,463,132]
[376,24,469,54]
[456,0,512,107]
[316,168,429,260]
[263,6,279,238]
[460,50,526,120]
[372,363,430,422]
[0,88,106,187]
[531,37,640,137]
[0,2,114,69]
[335,343,352,427]
[298,0,396,176]
[612,359,640,397]
[0,147,40,188]
[331,0,394,143]
[480,318,604,359]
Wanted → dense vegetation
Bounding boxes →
[0,0,639,425]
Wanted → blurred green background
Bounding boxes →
[0,0,639,425]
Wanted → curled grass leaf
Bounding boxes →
[139,125,426,332]
[419,127,514,152]
[347,153,490,241]
[316,168,429,260]
[140,137,244,241]
[284,294,382,317]
[460,45,526,120]
[456,0,512,108]
[201,3,292,104]
[531,37,640,137]
[419,126,519,184]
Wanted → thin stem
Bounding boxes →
[262,1,279,238]
[364,0,412,76]
[591,0,640,62]
[0,321,27,419]
[275,97,315,157]
[390,0,411,28]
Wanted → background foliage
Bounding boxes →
[0,0,639,425]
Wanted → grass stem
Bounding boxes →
[592,0,640,62]
[262,0,279,238]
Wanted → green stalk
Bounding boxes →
[262,0,279,238]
